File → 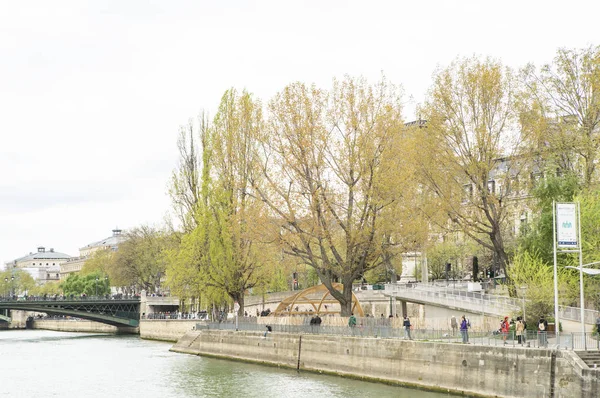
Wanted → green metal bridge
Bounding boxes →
[0,297,141,327]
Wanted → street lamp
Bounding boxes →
[565,261,600,336]
[520,285,528,322]
[95,277,99,297]
[11,276,14,298]
[3,277,7,299]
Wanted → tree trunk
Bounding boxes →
[231,291,245,317]
[339,280,354,316]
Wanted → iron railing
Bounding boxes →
[202,319,600,351]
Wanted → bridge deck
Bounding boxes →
[0,298,140,327]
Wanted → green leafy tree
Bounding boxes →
[81,248,114,276]
[508,251,578,322]
[1,269,35,297]
[107,226,168,294]
[30,281,62,297]
[518,173,580,264]
[60,272,110,297]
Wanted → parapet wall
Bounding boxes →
[172,330,599,398]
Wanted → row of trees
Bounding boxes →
[157,45,600,316]
[22,46,592,317]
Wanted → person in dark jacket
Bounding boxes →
[460,315,469,343]
[403,316,412,340]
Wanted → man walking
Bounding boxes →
[403,315,412,340]
[538,315,548,348]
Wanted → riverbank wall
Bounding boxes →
[171,329,599,398]
[27,317,195,341]
[139,319,197,342]
[33,319,138,334]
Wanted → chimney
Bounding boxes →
[50,248,54,253]
[37,246,45,253]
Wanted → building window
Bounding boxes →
[487,180,495,194]
[53,263,55,265]
[32,263,35,266]
[46,263,49,266]
[463,184,473,203]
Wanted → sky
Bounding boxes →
[0,0,598,266]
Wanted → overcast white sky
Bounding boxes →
[0,0,598,266]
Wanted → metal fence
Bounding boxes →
[202,320,600,351]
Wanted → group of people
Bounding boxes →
[498,315,548,347]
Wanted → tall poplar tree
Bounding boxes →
[418,57,526,275]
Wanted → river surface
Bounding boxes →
[0,330,458,398]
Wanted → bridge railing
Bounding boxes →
[0,295,140,302]
[386,283,600,325]
[384,284,519,316]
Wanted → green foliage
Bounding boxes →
[29,281,62,296]
[107,226,169,293]
[508,251,578,322]
[81,249,114,276]
[60,272,110,297]
[0,269,35,296]
[518,173,580,264]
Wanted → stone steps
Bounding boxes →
[576,351,600,368]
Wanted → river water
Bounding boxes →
[0,330,458,398]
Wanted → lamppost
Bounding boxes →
[95,276,99,297]
[520,285,528,322]
[3,277,7,299]
[11,276,14,298]
[104,276,108,298]
[565,261,600,335]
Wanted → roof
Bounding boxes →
[79,229,126,251]
[5,248,71,265]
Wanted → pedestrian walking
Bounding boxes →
[460,315,469,344]
[501,316,510,344]
[403,315,412,340]
[348,313,357,328]
[516,317,525,345]
[450,315,458,337]
[538,315,548,347]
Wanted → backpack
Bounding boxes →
[539,321,545,331]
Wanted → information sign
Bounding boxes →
[557,203,578,248]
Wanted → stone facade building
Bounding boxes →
[60,229,125,279]
[5,246,72,284]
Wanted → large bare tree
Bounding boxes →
[252,76,407,315]
[418,57,526,275]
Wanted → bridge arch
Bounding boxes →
[0,299,140,327]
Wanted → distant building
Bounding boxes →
[60,229,125,279]
[5,246,71,284]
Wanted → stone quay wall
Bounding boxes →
[33,319,138,334]
[171,329,599,398]
[139,319,198,342]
